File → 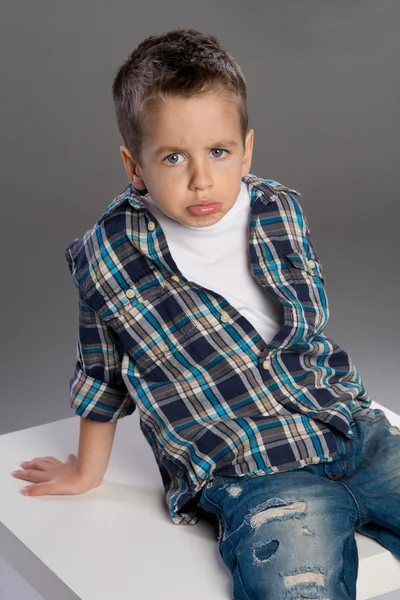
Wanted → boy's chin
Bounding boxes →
[183,211,224,227]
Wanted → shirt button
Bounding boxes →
[147,221,156,231]
[308,259,315,269]
[220,312,230,323]
[262,359,270,370]
[126,288,136,299]
[171,275,180,283]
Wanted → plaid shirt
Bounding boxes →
[65,172,371,524]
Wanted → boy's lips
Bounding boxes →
[187,201,222,216]
[190,198,216,206]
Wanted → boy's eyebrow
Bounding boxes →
[154,139,239,156]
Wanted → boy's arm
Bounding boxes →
[69,295,135,481]
[77,418,117,484]
[11,296,130,495]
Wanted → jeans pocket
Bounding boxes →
[198,482,225,515]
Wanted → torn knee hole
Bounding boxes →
[252,539,279,563]
[250,499,307,529]
[285,571,325,587]
[283,567,328,599]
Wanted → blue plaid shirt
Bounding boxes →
[65,172,371,524]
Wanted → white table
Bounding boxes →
[1,400,400,600]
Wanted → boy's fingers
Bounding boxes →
[41,456,60,464]
[22,482,55,496]
[13,469,50,483]
[20,460,50,471]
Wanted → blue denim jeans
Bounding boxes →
[198,407,400,599]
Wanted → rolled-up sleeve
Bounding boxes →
[65,239,134,422]
[68,295,135,422]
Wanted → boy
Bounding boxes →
[12,28,400,599]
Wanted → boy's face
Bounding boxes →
[120,90,254,228]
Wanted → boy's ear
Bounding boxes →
[119,145,146,189]
[242,129,254,176]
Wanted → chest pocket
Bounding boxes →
[98,272,198,369]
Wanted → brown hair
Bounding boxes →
[111,27,249,167]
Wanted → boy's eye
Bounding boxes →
[210,149,227,159]
[163,153,183,166]
[162,148,229,166]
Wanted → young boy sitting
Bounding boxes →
[12,27,400,600]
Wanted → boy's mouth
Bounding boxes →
[187,202,222,216]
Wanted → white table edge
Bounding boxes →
[0,521,80,600]
[0,399,398,600]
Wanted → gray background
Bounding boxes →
[1,1,399,598]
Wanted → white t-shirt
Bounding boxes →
[141,181,283,343]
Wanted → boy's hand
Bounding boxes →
[11,454,103,496]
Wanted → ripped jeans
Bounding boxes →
[198,407,400,599]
